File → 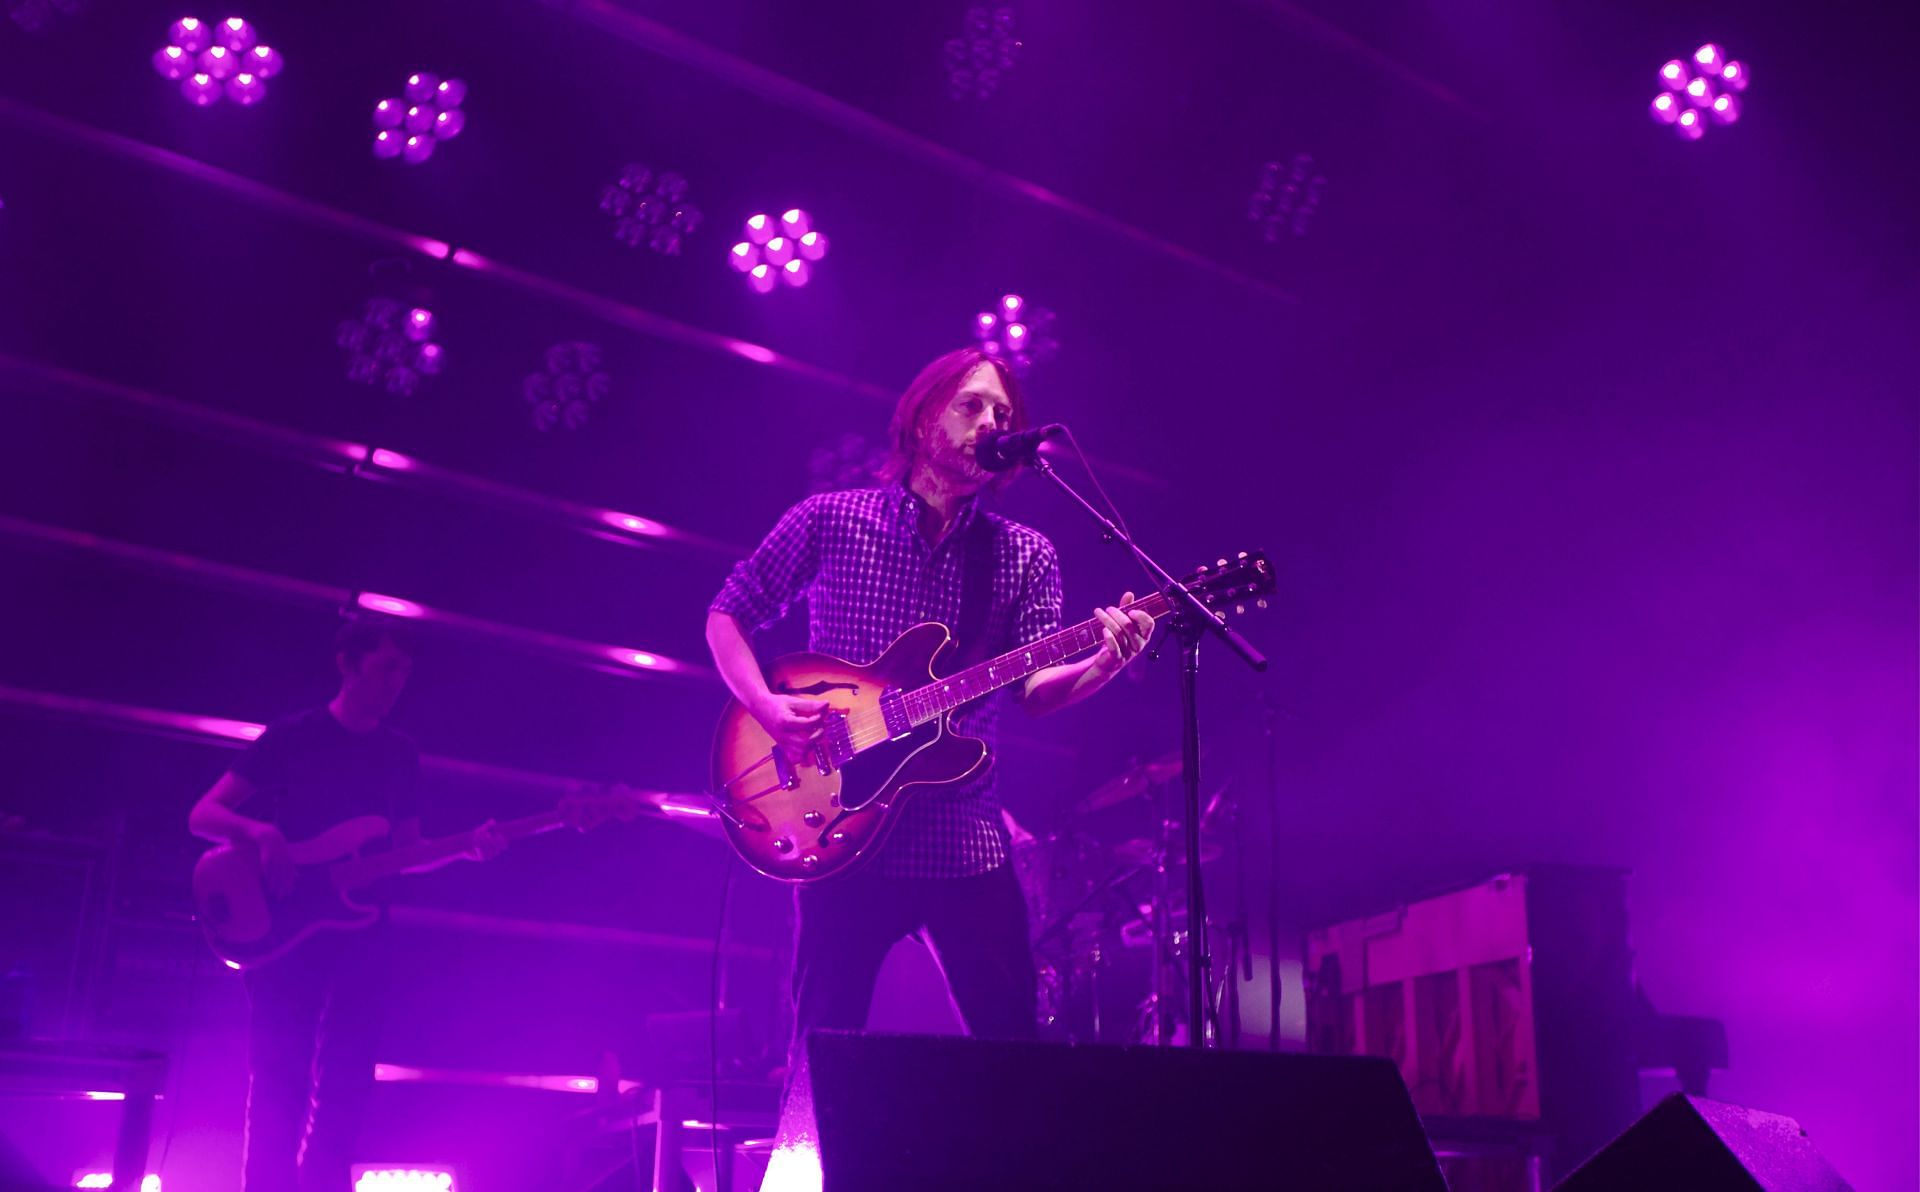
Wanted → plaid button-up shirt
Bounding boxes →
[710,482,1063,878]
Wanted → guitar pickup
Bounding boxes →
[878,688,912,739]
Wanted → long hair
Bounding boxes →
[875,347,1029,491]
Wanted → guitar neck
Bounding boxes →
[332,808,564,889]
[906,590,1179,723]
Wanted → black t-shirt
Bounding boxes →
[228,707,420,842]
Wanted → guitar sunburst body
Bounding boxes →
[713,623,989,882]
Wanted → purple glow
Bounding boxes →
[184,715,267,741]
[729,209,828,292]
[195,46,232,79]
[226,72,266,105]
[655,801,717,819]
[598,510,660,536]
[356,592,426,618]
[152,45,191,79]
[352,1171,453,1192]
[368,448,416,470]
[73,1176,160,1191]
[724,338,777,364]
[607,648,660,669]
[155,16,280,105]
[374,72,467,163]
[168,16,206,51]
[1650,43,1748,138]
[214,16,253,50]
[973,292,1058,372]
[180,73,219,106]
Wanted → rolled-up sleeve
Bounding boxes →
[710,495,821,633]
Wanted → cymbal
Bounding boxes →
[1076,751,1185,812]
[1111,837,1223,867]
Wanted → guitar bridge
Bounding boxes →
[816,709,854,773]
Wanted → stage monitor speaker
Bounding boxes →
[1553,1093,1854,1192]
[798,1030,1447,1191]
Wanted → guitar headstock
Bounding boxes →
[1183,550,1275,621]
[559,783,650,832]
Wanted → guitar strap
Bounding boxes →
[948,508,999,674]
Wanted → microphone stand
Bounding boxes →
[1024,452,1266,1048]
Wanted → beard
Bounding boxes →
[927,429,990,487]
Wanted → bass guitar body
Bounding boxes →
[192,815,392,968]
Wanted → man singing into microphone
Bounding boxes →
[707,346,1155,1057]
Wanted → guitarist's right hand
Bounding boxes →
[247,823,297,896]
[751,693,830,766]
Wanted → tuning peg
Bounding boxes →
[1217,557,1228,568]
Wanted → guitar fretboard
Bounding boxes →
[330,809,564,890]
[903,590,1179,723]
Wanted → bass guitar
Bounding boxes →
[193,787,641,967]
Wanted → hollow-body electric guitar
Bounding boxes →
[711,551,1273,882]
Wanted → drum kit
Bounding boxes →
[1013,749,1250,1047]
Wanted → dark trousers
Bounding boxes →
[241,929,387,1192]
[790,863,1038,1051]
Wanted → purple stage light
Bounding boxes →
[1249,153,1328,241]
[337,296,445,396]
[351,1170,453,1191]
[1650,43,1748,139]
[600,163,704,254]
[973,292,1057,373]
[523,341,610,431]
[372,72,467,164]
[73,1176,160,1191]
[151,15,282,106]
[943,5,1021,100]
[728,208,829,294]
[356,593,425,618]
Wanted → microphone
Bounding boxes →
[975,423,1065,472]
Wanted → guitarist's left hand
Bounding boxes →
[1092,592,1156,677]
[465,819,509,862]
